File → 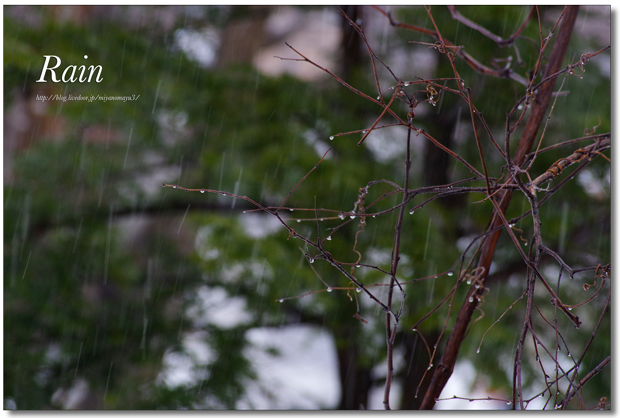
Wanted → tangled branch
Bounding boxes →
[165,5,610,410]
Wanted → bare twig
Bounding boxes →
[167,5,609,410]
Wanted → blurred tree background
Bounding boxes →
[4,5,610,410]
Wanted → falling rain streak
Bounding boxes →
[152,79,162,114]
[423,218,432,262]
[123,124,134,169]
[232,167,243,209]
[103,205,113,284]
[178,204,191,234]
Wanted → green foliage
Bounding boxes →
[4,5,610,410]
